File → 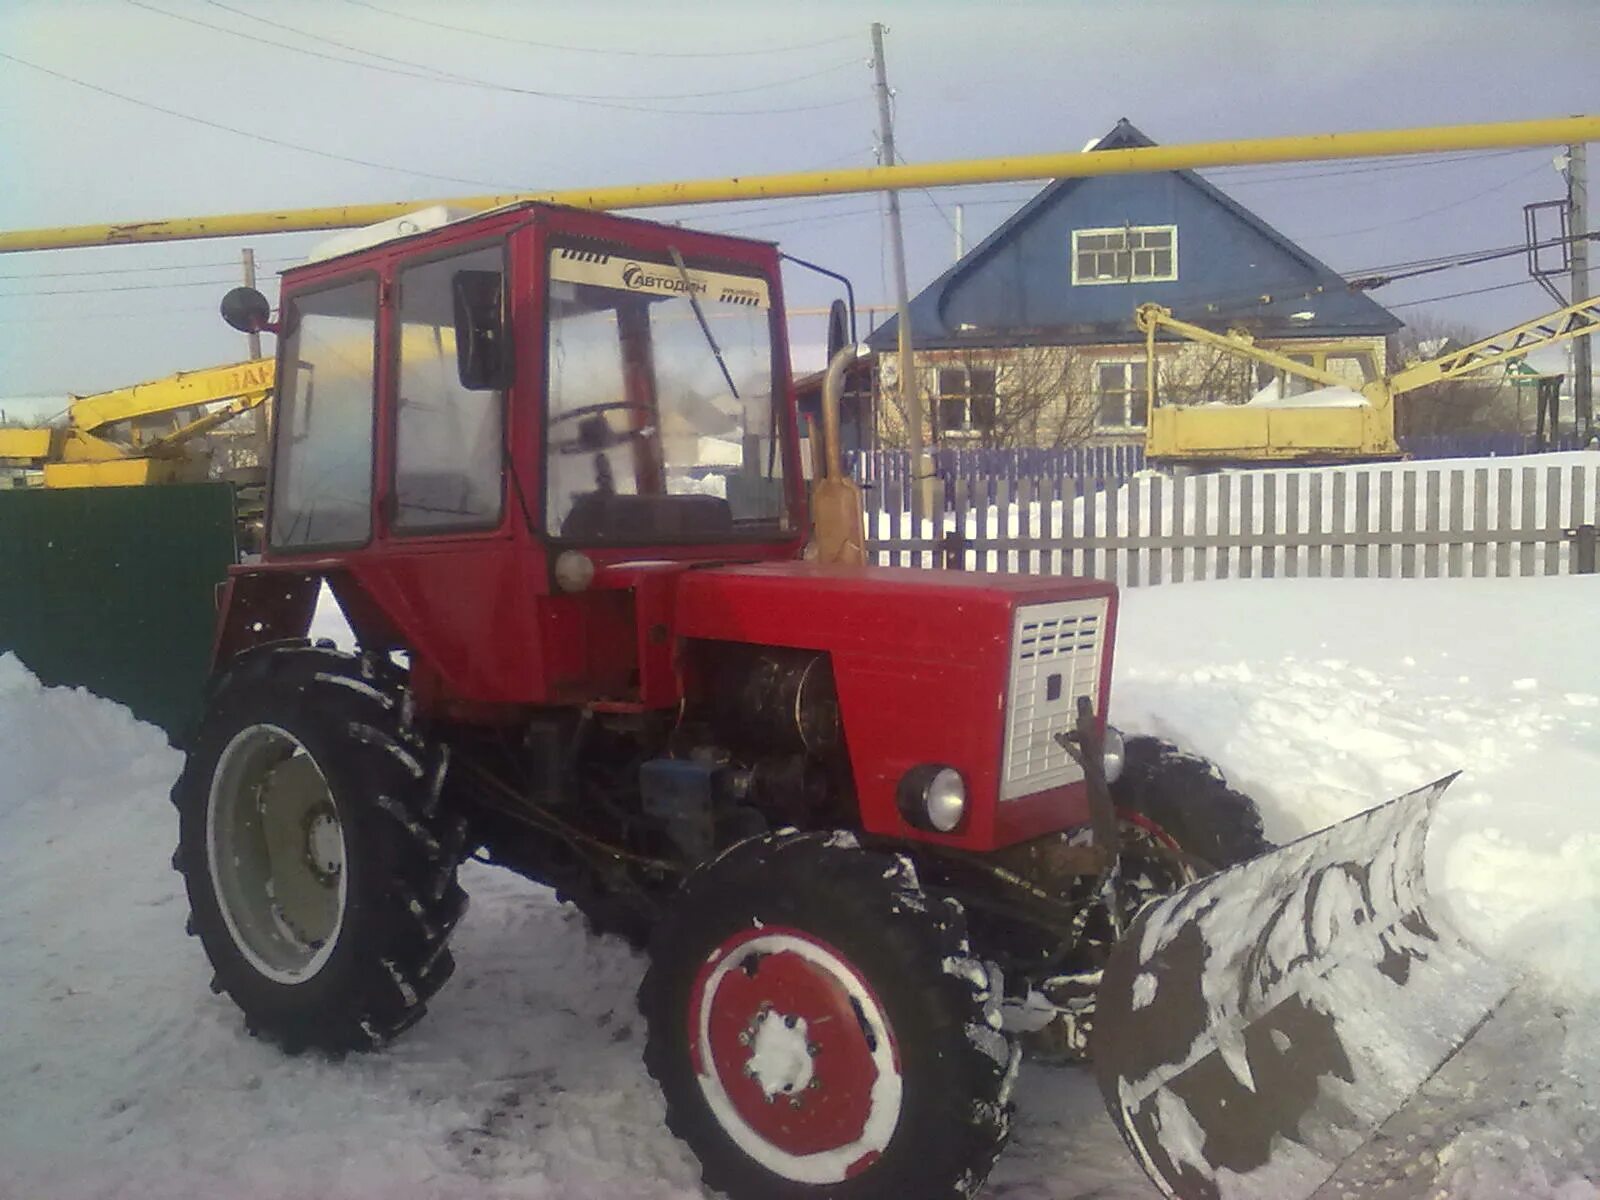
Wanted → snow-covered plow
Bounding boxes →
[1092,775,1523,1199]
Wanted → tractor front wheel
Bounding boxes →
[640,831,1016,1200]
[1110,735,1271,870]
[172,645,468,1054]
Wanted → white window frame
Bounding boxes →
[1093,359,1148,430]
[933,364,998,438]
[1071,224,1178,286]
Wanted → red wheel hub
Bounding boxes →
[689,925,902,1178]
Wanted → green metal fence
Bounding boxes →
[0,483,236,738]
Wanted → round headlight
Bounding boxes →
[554,550,595,593]
[895,764,968,834]
[1102,727,1126,785]
[923,767,967,832]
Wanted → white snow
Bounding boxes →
[744,1011,814,1099]
[4,565,1600,1197]
[1241,380,1370,408]
[1427,783,1600,997]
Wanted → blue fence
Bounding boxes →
[847,445,1147,499]
[1399,432,1588,458]
[846,435,1590,499]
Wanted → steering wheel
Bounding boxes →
[549,401,658,456]
[549,400,656,426]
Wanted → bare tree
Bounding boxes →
[878,345,1102,449]
[1152,343,1256,407]
[1388,316,1523,437]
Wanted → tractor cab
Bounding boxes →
[218,204,807,708]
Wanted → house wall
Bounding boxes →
[874,333,1391,449]
[935,174,1387,339]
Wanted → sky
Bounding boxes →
[1,0,1596,415]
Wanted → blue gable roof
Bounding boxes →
[868,119,1401,352]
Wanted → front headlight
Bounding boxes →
[898,764,967,833]
[1102,727,1126,784]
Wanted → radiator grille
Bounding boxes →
[1001,597,1108,801]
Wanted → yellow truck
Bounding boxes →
[1137,296,1600,465]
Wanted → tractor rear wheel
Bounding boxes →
[640,831,1016,1200]
[172,644,467,1054]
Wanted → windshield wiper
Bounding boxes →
[668,246,740,404]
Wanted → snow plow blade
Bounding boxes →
[1091,775,1520,1200]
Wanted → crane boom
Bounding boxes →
[0,357,274,487]
[0,116,1595,253]
[1388,296,1600,392]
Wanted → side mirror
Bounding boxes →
[452,269,510,391]
[220,287,274,335]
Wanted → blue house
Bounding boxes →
[866,119,1403,447]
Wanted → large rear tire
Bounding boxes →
[172,644,468,1054]
[640,831,1016,1200]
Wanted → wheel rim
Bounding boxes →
[1114,815,1200,917]
[206,723,347,985]
[688,926,903,1185]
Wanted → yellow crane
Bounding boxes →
[1135,296,1600,465]
[0,357,274,488]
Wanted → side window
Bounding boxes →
[394,245,506,532]
[270,278,378,549]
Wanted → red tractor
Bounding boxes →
[174,202,1265,1199]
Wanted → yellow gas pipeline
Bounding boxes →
[1,116,1595,254]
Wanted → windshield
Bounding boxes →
[544,244,789,542]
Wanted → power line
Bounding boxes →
[1200,147,1540,186]
[0,52,528,188]
[203,0,861,102]
[0,305,221,324]
[123,0,862,116]
[1297,162,1552,239]
[0,276,265,299]
[340,0,856,59]
[0,256,299,281]
[1387,265,1599,310]
[1348,232,1599,290]
[1386,278,1537,308]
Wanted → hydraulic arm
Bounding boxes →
[0,357,273,487]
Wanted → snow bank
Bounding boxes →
[0,654,702,1200]
[0,651,177,802]
[1427,761,1600,997]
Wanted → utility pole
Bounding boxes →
[870,21,928,522]
[1569,140,1591,438]
[955,203,965,261]
[241,247,268,477]
[240,248,262,360]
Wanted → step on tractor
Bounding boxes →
[171,200,1281,1198]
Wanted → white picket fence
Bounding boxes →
[864,459,1600,585]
